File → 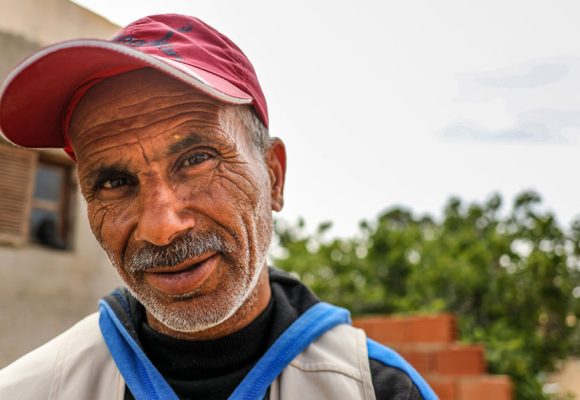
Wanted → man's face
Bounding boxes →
[70,69,285,338]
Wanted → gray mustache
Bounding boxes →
[125,231,232,273]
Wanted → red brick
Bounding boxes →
[353,314,456,344]
[397,349,433,374]
[353,317,408,343]
[406,314,456,343]
[433,345,485,375]
[426,376,456,400]
[456,376,512,400]
[356,313,513,399]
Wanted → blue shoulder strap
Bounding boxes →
[229,302,350,399]
[99,299,349,400]
[100,297,437,400]
[99,299,179,400]
[367,338,439,400]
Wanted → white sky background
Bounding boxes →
[73,0,580,236]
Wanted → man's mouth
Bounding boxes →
[142,253,220,296]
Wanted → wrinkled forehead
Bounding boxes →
[67,68,254,170]
[69,68,223,142]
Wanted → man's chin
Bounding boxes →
[129,277,254,335]
[123,260,267,336]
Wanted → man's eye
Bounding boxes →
[102,177,128,189]
[183,152,212,167]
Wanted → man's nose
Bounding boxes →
[134,183,194,246]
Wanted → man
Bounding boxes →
[0,14,436,399]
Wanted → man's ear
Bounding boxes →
[266,138,286,211]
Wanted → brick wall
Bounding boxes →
[353,314,512,400]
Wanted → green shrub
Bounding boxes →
[273,191,580,400]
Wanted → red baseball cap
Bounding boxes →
[0,14,268,158]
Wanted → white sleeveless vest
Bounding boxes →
[0,313,376,400]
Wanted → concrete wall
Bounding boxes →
[0,195,122,366]
[0,0,118,46]
[0,0,122,368]
[0,31,40,81]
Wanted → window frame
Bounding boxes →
[0,142,76,249]
[29,153,76,249]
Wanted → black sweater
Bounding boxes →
[120,268,421,399]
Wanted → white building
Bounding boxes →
[0,0,121,367]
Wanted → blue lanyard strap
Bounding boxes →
[100,297,437,400]
[229,302,351,400]
[99,299,349,400]
[99,299,180,400]
[367,338,439,400]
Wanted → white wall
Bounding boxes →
[0,0,122,367]
[0,0,118,46]
[0,185,122,367]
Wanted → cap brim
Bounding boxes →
[0,39,253,148]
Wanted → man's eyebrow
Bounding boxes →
[166,133,207,156]
[84,164,130,188]
[167,132,219,156]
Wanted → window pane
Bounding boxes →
[29,208,59,237]
[29,208,65,248]
[33,165,63,202]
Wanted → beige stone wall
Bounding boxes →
[0,194,122,367]
[0,31,40,81]
[0,0,122,368]
[0,0,118,46]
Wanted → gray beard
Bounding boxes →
[134,259,265,333]
[104,229,268,333]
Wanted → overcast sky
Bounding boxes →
[73,0,580,236]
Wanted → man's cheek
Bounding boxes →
[88,203,126,248]
[213,166,262,209]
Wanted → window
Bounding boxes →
[0,144,36,246]
[0,142,75,249]
[29,159,73,249]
